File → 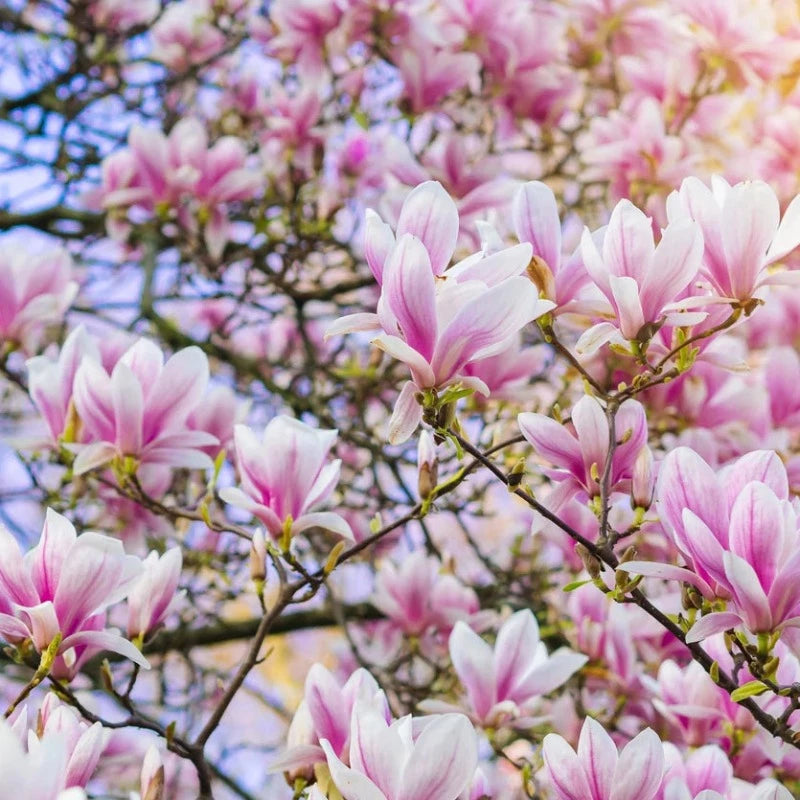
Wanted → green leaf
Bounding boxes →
[730,680,769,702]
[563,579,592,592]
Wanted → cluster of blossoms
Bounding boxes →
[6,0,800,797]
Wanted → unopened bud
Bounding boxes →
[506,458,526,490]
[249,530,267,582]
[631,446,654,510]
[141,745,165,800]
[576,543,602,580]
[417,431,438,500]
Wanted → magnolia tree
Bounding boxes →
[4,0,800,798]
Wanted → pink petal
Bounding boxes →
[603,200,656,282]
[364,209,395,284]
[577,718,617,800]
[513,181,562,271]
[292,512,354,540]
[321,740,387,800]
[111,362,144,455]
[542,732,594,800]
[728,483,782,591]
[722,552,773,632]
[721,181,779,299]
[685,612,743,643]
[381,234,438,360]
[518,412,584,481]
[387,381,423,445]
[609,275,645,338]
[767,193,800,263]
[396,181,459,276]
[493,610,541,701]
[399,714,477,800]
[609,728,664,800]
[449,621,496,720]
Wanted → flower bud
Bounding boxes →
[250,529,267,582]
[417,431,438,500]
[632,446,654,510]
[141,745,165,800]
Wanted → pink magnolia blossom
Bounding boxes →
[269,665,387,776]
[443,610,587,726]
[578,199,704,350]
[71,338,217,475]
[27,326,100,444]
[268,0,344,75]
[393,33,481,113]
[102,119,260,258]
[220,415,353,542]
[321,704,478,800]
[330,182,553,443]
[0,509,148,679]
[371,550,479,637]
[665,176,800,301]
[126,547,183,640]
[542,717,664,800]
[625,448,800,641]
[0,245,77,352]
[150,0,227,70]
[518,395,649,510]
[35,695,111,791]
[0,712,89,800]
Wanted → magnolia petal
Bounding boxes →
[620,561,714,599]
[685,612,743,643]
[325,313,381,339]
[292,512,354,541]
[387,381,423,445]
[396,181,459,276]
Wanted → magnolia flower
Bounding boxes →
[35,695,111,791]
[394,34,481,113]
[150,0,226,70]
[441,610,587,726]
[0,712,89,800]
[371,551,479,636]
[543,717,664,800]
[71,339,217,475]
[666,176,800,301]
[220,415,353,542]
[624,448,800,641]
[578,199,704,352]
[102,118,260,257]
[268,665,387,776]
[0,509,147,679]
[330,182,553,443]
[518,395,648,510]
[321,704,478,800]
[0,246,77,352]
[126,547,183,640]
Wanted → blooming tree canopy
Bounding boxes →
[2,0,800,798]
